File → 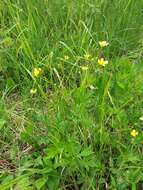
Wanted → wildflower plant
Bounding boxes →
[98,58,108,67]
[131,129,138,138]
[99,41,109,48]
[64,55,69,60]
[33,68,42,77]
[30,88,37,95]
[1,1,143,190]
[84,53,92,60]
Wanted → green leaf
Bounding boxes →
[47,175,59,190]
[80,147,93,157]
[0,119,6,130]
[6,78,15,89]
[35,178,47,190]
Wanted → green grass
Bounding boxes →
[0,0,143,189]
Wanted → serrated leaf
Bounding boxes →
[80,147,93,157]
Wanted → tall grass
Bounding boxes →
[0,0,143,189]
[1,0,143,87]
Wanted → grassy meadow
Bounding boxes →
[0,0,143,189]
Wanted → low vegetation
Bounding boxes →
[0,0,143,189]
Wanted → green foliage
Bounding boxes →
[0,0,143,189]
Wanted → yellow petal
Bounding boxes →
[81,66,89,71]
[99,41,109,48]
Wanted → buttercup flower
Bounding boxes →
[30,88,37,95]
[81,66,89,71]
[64,55,69,60]
[99,41,109,48]
[139,116,143,121]
[89,85,95,90]
[130,129,138,138]
[33,68,42,77]
[98,58,108,67]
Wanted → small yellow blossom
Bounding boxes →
[30,88,37,95]
[64,55,69,60]
[130,129,138,138]
[81,66,89,71]
[98,58,108,67]
[84,54,91,60]
[99,41,109,48]
[139,116,143,121]
[33,68,42,77]
[89,85,95,90]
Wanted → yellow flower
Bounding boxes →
[89,85,95,90]
[33,68,42,77]
[64,55,69,60]
[99,41,109,48]
[139,116,143,121]
[30,88,37,95]
[98,58,108,67]
[81,66,89,71]
[84,54,92,60]
[130,129,138,138]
